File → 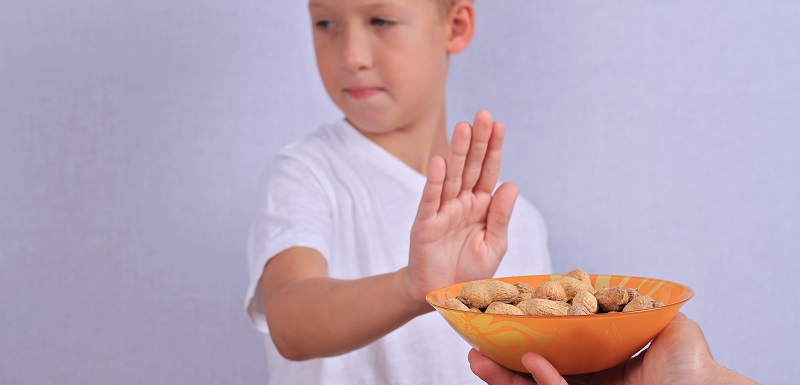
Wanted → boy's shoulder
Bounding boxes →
[261,118,382,198]
[266,118,363,179]
[273,120,346,160]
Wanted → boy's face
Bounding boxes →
[309,0,451,134]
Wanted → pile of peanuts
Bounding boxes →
[443,269,664,316]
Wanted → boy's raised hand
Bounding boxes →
[405,110,519,303]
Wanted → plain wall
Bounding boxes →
[2,1,798,384]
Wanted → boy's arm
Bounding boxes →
[261,110,517,360]
[260,248,430,360]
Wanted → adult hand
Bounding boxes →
[404,110,518,303]
[468,312,758,385]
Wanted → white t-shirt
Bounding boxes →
[245,119,552,385]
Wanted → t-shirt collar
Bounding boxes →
[331,118,427,189]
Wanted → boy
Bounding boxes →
[244,0,552,383]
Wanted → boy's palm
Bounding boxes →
[407,111,518,302]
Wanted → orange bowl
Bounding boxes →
[426,274,694,375]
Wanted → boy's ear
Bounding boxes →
[445,1,475,54]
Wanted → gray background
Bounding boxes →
[1,1,798,384]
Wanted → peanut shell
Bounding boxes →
[516,298,570,316]
[486,301,525,315]
[459,280,519,308]
[534,280,567,302]
[443,297,470,311]
[566,269,592,286]
[459,282,492,308]
[555,276,594,301]
[571,290,598,313]
[595,286,630,312]
[622,295,662,312]
[626,288,641,304]
[567,304,591,315]
[514,282,535,304]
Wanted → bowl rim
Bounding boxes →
[425,273,695,318]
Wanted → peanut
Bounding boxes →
[516,298,570,316]
[534,280,567,302]
[595,286,630,312]
[623,295,660,312]
[566,269,592,286]
[627,288,641,303]
[567,304,591,315]
[515,282,535,304]
[443,297,470,312]
[486,301,525,315]
[555,276,594,301]
[571,290,598,313]
[459,280,519,309]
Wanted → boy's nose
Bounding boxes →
[341,28,372,72]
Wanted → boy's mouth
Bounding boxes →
[344,87,383,100]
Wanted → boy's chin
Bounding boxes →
[344,113,400,135]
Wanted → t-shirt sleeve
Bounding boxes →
[244,154,333,333]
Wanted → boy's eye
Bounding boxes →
[314,20,332,30]
[370,18,394,27]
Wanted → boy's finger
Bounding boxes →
[474,120,505,194]
[485,182,518,258]
[461,110,493,193]
[441,122,471,202]
[417,155,446,220]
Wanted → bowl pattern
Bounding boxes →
[427,274,693,375]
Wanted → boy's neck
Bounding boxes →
[357,113,449,176]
